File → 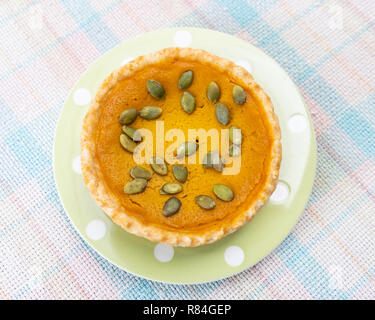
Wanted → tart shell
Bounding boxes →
[80,47,281,247]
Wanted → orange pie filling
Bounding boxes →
[94,59,274,234]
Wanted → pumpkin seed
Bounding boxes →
[122,125,142,142]
[147,80,165,99]
[232,85,246,105]
[119,108,137,125]
[221,156,230,165]
[195,195,216,210]
[122,125,136,139]
[207,81,220,103]
[172,165,188,183]
[181,91,196,114]
[120,133,137,153]
[178,70,194,89]
[203,151,224,171]
[202,151,214,168]
[213,184,234,201]
[213,158,225,172]
[133,130,142,141]
[215,103,230,126]
[228,144,241,157]
[130,166,152,180]
[163,197,181,217]
[177,142,198,158]
[162,183,183,194]
[159,188,168,195]
[139,106,162,120]
[229,125,242,145]
[124,178,147,194]
[150,156,168,175]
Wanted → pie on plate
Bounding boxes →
[80,47,281,247]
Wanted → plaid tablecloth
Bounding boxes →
[0,0,374,300]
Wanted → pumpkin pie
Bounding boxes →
[80,47,281,247]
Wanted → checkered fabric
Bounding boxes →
[0,0,374,300]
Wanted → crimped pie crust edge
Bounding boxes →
[80,47,282,247]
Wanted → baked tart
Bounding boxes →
[81,47,281,247]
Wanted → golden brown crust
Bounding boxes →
[80,47,281,247]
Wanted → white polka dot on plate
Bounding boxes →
[288,114,307,133]
[72,156,82,175]
[121,57,134,66]
[154,243,174,262]
[86,220,106,240]
[270,181,289,203]
[224,246,244,267]
[173,30,192,47]
[73,88,91,106]
[236,60,252,73]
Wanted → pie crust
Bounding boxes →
[80,47,281,247]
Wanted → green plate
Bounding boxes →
[53,28,316,284]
